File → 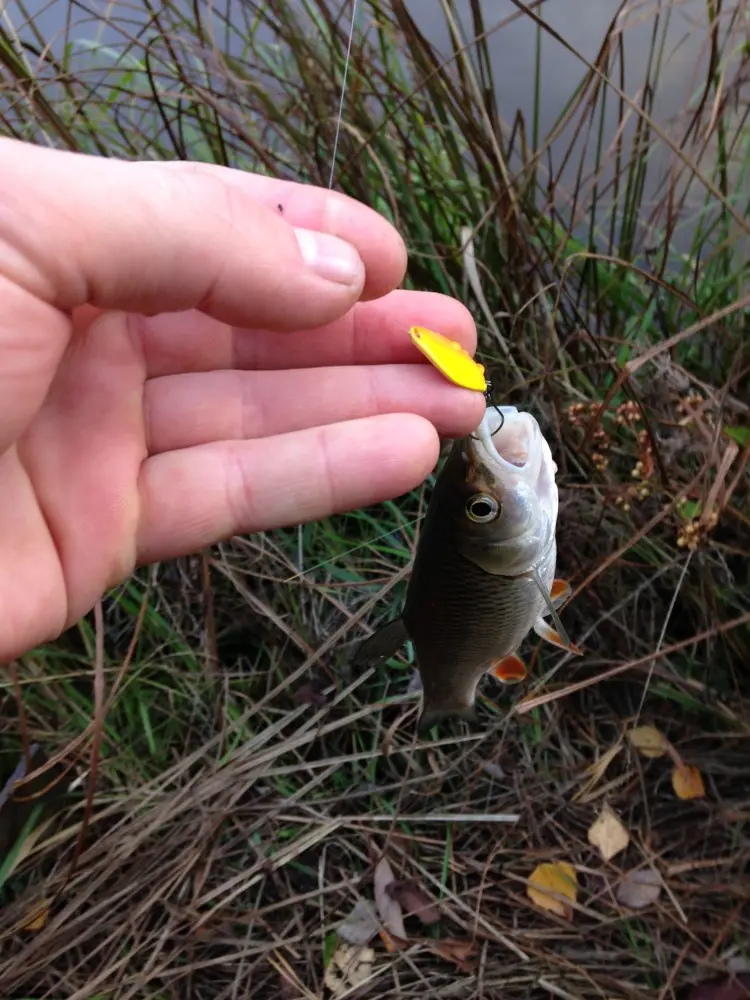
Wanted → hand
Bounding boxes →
[0,138,483,661]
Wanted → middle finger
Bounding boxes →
[144,364,485,454]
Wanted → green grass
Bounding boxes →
[0,0,749,997]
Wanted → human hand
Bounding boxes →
[0,138,484,661]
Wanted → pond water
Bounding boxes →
[2,0,745,255]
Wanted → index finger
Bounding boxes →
[0,139,408,448]
[0,139,406,324]
[137,290,478,376]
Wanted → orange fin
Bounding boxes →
[534,618,583,655]
[550,578,572,609]
[489,654,528,684]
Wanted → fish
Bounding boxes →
[353,403,580,731]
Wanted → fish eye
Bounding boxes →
[466,494,500,523]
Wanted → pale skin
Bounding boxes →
[0,138,484,662]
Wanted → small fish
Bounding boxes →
[354,404,580,731]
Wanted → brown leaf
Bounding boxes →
[293,680,328,706]
[19,899,50,933]
[616,868,663,909]
[688,974,750,1000]
[587,804,630,861]
[672,764,706,800]
[373,857,407,941]
[378,927,408,952]
[628,725,671,759]
[427,938,477,972]
[386,879,440,925]
[527,861,578,920]
[572,741,622,802]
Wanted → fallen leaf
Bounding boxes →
[616,868,663,909]
[628,725,671,759]
[723,426,750,448]
[386,879,440,925]
[323,943,375,996]
[427,938,477,971]
[672,764,706,800]
[587,804,630,861]
[572,742,623,802]
[482,761,507,781]
[688,973,750,1000]
[373,857,407,942]
[527,861,578,919]
[19,899,50,932]
[337,899,380,946]
[407,669,423,695]
[378,927,407,953]
[293,680,328,706]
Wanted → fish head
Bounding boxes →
[450,405,559,575]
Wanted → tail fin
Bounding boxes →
[352,618,408,668]
[417,701,478,734]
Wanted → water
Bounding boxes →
[1,0,745,256]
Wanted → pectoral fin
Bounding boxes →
[550,578,572,609]
[530,566,577,651]
[489,654,528,684]
[534,618,583,655]
[352,618,408,667]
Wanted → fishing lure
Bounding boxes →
[408,325,492,399]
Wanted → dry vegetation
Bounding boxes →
[0,1,748,997]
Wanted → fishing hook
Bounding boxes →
[470,383,505,441]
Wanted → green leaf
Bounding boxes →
[724,426,749,447]
[680,499,702,520]
[323,931,339,968]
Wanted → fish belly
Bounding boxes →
[402,540,556,708]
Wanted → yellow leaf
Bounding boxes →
[527,861,578,919]
[627,725,671,759]
[587,804,630,861]
[19,899,50,932]
[672,764,705,800]
[323,943,375,997]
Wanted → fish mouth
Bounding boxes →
[474,405,541,475]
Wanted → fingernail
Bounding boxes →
[294,227,364,287]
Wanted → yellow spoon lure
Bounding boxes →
[408,325,493,401]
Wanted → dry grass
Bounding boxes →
[0,1,749,997]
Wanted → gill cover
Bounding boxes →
[460,405,575,648]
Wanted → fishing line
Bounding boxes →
[327,0,361,189]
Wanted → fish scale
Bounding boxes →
[405,543,555,668]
